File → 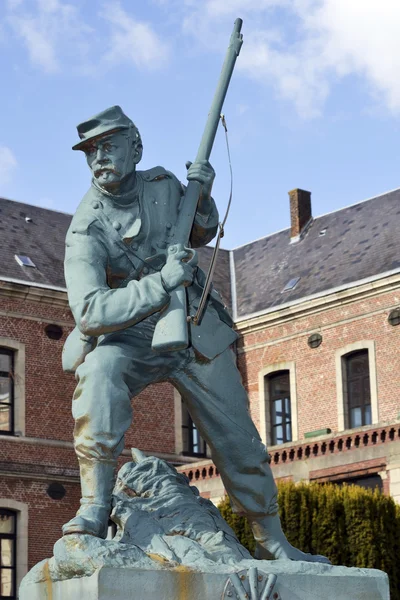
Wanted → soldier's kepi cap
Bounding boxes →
[72,105,134,151]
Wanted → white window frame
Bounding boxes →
[335,340,378,431]
[259,361,298,447]
[0,499,28,594]
[0,339,26,437]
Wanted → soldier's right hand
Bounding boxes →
[161,249,195,292]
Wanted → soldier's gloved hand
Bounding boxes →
[186,159,215,189]
[186,159,215,215]
[161,249,195,292]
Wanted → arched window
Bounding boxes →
[268,371,292,445]
[0,350,14,435]
[344,350,372,428]
[182,402,207,457]
[0,509,17,599]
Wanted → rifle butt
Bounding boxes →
[152,286,189,352]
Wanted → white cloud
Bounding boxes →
[0,146,17,186]
[6,0,170,74]
[6,0,400,116]
[182,0,400,118]
[305,0,400,114]
[6,0,92,73]
[9,15,58,73]
[195,0,287,17]
[100,3,170,70]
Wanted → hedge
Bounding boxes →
[218,482,400,600]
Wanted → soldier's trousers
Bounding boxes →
[72,327,278,517]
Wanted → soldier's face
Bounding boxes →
[84,132,132,190]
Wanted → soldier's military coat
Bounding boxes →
[63,166,237,372]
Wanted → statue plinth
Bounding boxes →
[20,563,390,600]
[20,452,390,600]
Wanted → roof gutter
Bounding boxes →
[0,276,67,293]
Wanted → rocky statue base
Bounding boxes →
[20,450,390,600]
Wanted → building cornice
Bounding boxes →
[0,463,80,484]
[2,270,400,334]
[235,269,400,335]
[177,420,400,482]
[0,434,200,465]
[0,278,69,307]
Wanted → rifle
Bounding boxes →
[151,18,243,353]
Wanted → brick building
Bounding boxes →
[1,185,400,596]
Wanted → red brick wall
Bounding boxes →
[309,457,386,482]
[238,287,400,438]
[0,293,176,450]
[1,281,400,571]
[0,291,177,570]
[0,477,81,569]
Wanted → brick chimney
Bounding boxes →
[289,188,312,242]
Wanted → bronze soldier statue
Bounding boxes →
[62,104,328,563]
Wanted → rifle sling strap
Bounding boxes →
[191,114,233,326]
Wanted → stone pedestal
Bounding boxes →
[20,452,391,600]
[21,563,389,600]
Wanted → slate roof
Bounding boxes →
[1,188,400,319]
[233,188,400,318]
[196,245,232,310]
[0,198,71,289]
[0,197,232,307]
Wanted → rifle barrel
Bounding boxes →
[151,18,243,353]
[196,18,243,163]
[176,18,243,246]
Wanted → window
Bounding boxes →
[337,474,382,492]
[0,501,28,594]
[269,371,292,445]
[182,403,207,457]
[0,350,14,435]
[344,350,372,428]
[336,341,378,431]
[0,510,16,599]
[259,362,298,446]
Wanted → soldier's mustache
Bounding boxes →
[94,166,121,178]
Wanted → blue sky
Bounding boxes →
[1,0,400,248]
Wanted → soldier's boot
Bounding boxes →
[249,513,331,563]
[62,458,117,539]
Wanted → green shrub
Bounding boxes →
[218,482,400,600]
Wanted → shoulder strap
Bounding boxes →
[140,166,170,182]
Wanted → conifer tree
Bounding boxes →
[219,481,400,600]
